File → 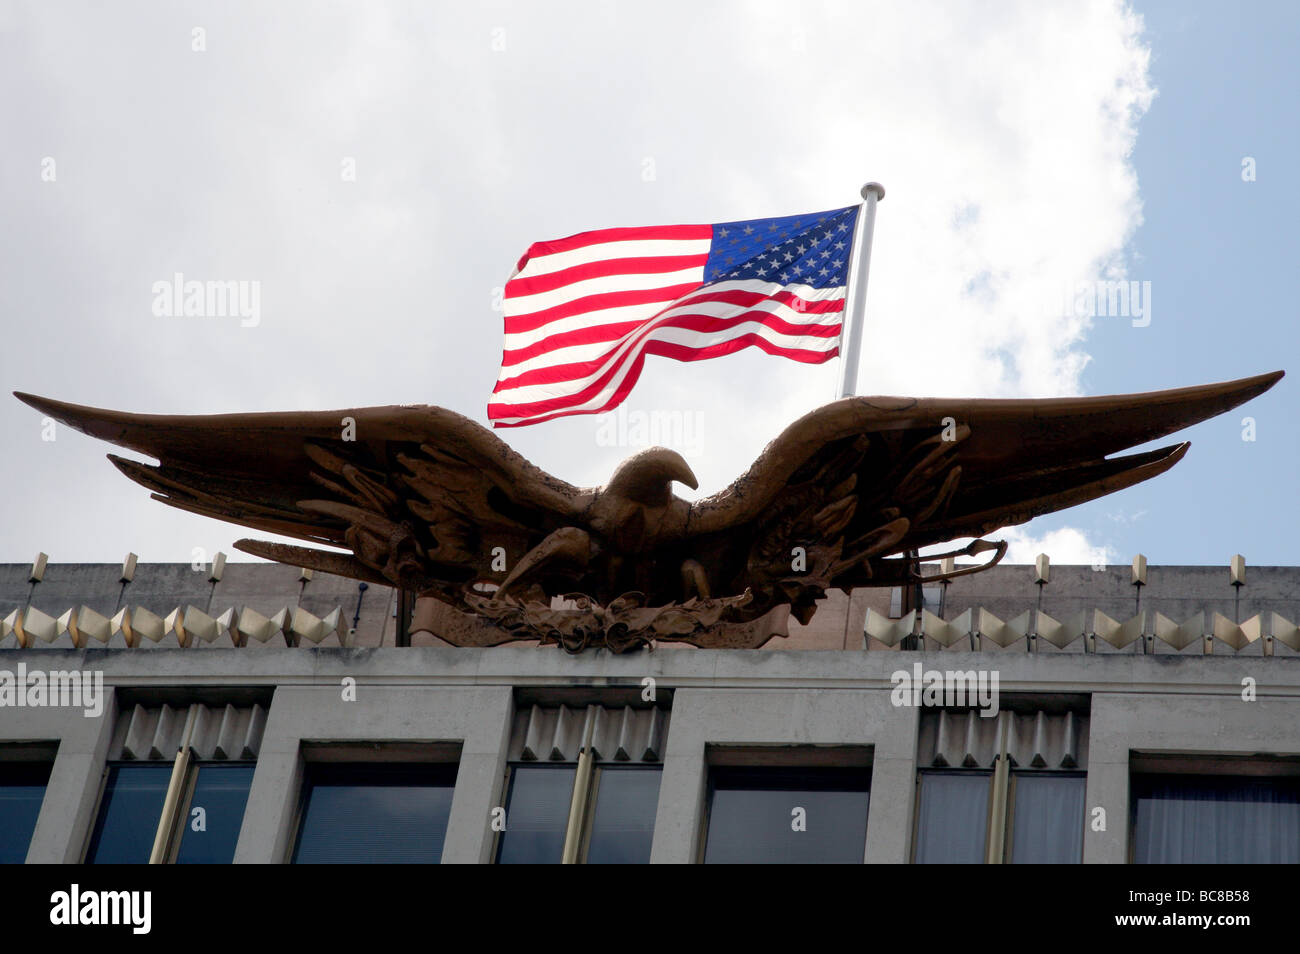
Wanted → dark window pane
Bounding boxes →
[1133,774,1300,863]
[0,762,53,864]
[914,772,989,863]
[175,764,255,864]
[292,763,458,864]
[703,767,871,864]
[585,766,661,864]
[1010,773,1084,864]
[86,763,173,864]
[496,764,576,864]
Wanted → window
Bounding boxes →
[86,763,173,863]
[1007,772,1086,863]
[85,699,268,863]
[913,706,1088,863]
[175,763,256,863]
[86,760,256,864]
[1132,774,1300,863]
[495,700,669,864]
[584,765,662,864]
[292,762,458,863]
[889,583,943,619]
[914,770,1085,864]
[703,767,871,864]
[496,764,575,864]
[914,771,990,863]
[496,763,662,864]
[0,760,53,863]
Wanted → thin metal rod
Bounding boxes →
[150,706,198,864]
[561,709,597,864]
[986,716,1011,864]
[561,749,595,864]
[838,181,885,399]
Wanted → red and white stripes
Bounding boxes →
[488,224,846,427]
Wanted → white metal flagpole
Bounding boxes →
[837,181,885,398]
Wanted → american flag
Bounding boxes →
[488,205,860,427]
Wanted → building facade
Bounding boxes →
[3,557,1299,864]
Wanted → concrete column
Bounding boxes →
[649,733,706,864]
[233,685,305,863]
[439,688,513,864]
[1083,756,1129,863]
[862,755,917,863]
[24,690,118,863]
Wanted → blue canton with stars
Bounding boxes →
[702,205,858,289]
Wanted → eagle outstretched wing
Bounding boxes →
[14,370,1283,630]
[683,371,1283,620]
[13,393,595,606]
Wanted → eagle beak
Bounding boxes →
[668,453,699,491]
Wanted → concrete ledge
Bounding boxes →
[2,646,1299,694]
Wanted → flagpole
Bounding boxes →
[837,181,885,398]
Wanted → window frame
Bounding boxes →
[82,760,176,864]
[166,760,258,864]
[493,761,579,865]
[575,762,663,864]
[699,763,873,864]
[911,768,995,864]
[1127,758,1300,864]
[0,746,57,864]
[912,767,1087,863]
[493,760,665,864]
[82,757,257,864]
[1003,769,1087,864]
[285,748,462,864]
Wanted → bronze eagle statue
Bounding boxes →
[14,370,1282,651]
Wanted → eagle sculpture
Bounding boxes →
[14,370,1282,651]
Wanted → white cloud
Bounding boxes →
[920,523,1119,567]
[996,525,1119,567]
[1107,508,1149,525]
[0,0,1156,560]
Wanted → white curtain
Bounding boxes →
[1010,774,1085,863]
[915,772,990,863]
[1133,776,1300,863]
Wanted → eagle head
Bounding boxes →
[604,446,698,507]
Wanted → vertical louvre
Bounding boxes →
[919,708,1089,771]
[509,704,669,763]
[112,703,268,761]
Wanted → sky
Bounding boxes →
[0,0,1295,569]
